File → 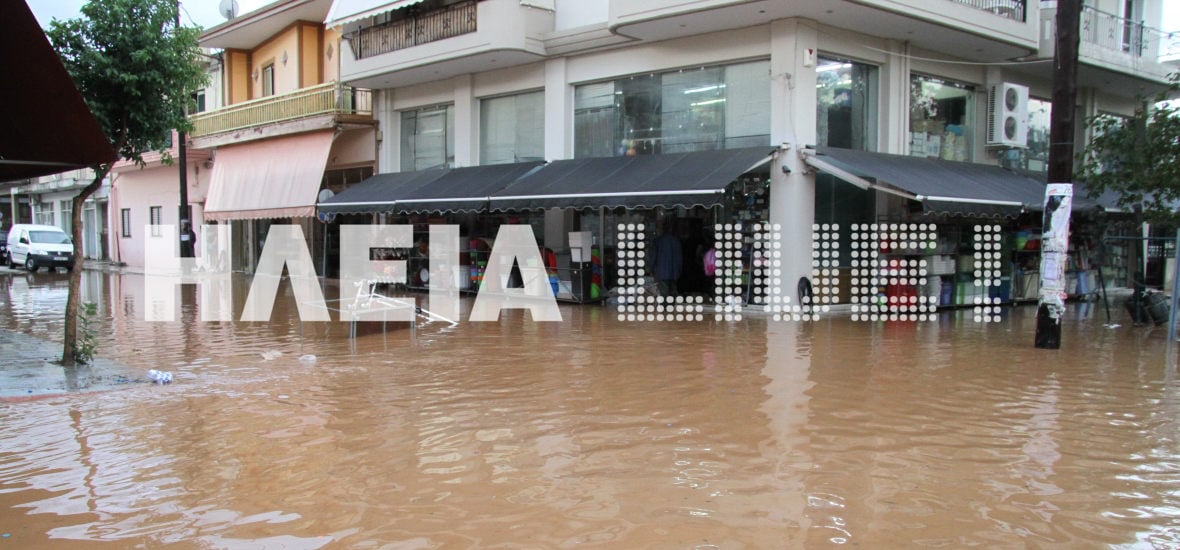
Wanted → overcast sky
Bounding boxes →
[28,0,271,30]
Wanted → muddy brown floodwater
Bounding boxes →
[1,270,1179,548]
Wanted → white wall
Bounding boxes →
[554,0,608,31]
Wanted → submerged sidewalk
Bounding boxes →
[0,329,142,399]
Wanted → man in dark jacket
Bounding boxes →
[652,223,683,296]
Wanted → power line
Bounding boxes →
[178,2,199,27]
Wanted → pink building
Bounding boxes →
[108,137,212,270]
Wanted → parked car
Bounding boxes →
[6,224,74,272]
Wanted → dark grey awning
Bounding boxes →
[1067,182,1125,213]
[922,200,1024,219]
[489,147,775,211]
[1,1,116,181]
[318,161,545,215]
[803,147,1045,217]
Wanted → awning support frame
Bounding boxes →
[799,149,919,201]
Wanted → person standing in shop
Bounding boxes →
[652,223,683,297]
[179,219,196,258]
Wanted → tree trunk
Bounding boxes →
[61,164,111,367]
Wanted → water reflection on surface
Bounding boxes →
[0,270,1178,547]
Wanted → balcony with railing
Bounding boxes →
[340,0,553,89]
[946,0,1026,22]
[350,0,477,60]
[606,0,1037,59]
[189,82,373,140]
[1040,4,1178,84]
[1080,6,1179,61]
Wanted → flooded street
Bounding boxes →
[1,270,1179,548]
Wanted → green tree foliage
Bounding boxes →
[1078,74,1180,225]
[48,0,206,164]
[45,0,206,366]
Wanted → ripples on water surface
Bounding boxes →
[1,271,1179,548]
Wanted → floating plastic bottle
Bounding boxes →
[147,369,173,384]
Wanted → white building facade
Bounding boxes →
[13,169,112,261]
[319,0,1176,302]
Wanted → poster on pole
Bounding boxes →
[1038,183,1073,320]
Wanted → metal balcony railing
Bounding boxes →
[1080,5,1180,61]
[946,0,1026,22]
[350,0,478,60]
[189,82,373,137]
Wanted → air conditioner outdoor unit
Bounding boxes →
[986,82,1029,148]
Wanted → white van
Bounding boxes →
[6,224,74,272]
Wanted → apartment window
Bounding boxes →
[573,60,771,158]
[59,200,72,235]
[816,56,878,151]
[910,75,975,161]
[480,91,544,165]
[35,207,53,227]
[1122,0,1140,53]
[261,64,275,97]
[192,89,207,113]
[400,105,455,171]
[150,206,162,237]
[120,208,131,238]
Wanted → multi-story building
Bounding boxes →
[188,0,377,274]
[308,0,1175,304]
[8,170,111,261]
[313,0,1180,304]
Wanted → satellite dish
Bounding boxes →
[219,0,239,20]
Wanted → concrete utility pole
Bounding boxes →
[1035,0,1081,349]
[176,0,192,257]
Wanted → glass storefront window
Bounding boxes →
[1001,97,1051,173]
[910,75,974,161]
[1025,97,1051,173]
[573,60,771,158]
[480,91,544,165]
[816,56,878,151]
[400,104,455,171]
[661,67,725,153]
